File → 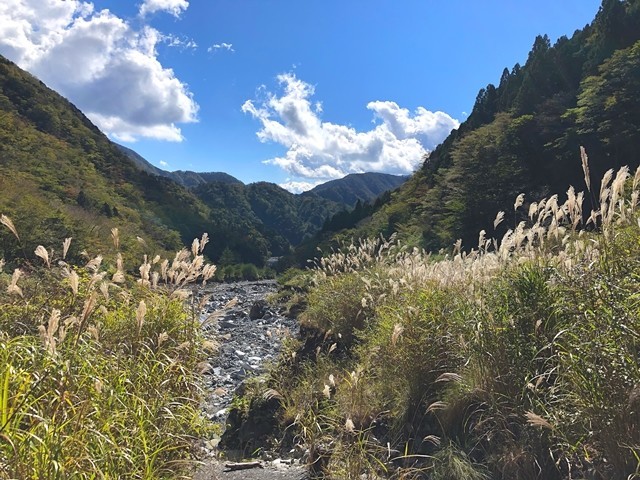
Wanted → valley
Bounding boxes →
[1,1,640,479]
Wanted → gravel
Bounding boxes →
[194,280,306,480]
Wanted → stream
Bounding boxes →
[194,280,307,480]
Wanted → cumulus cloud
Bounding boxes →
[139,0,189,18]
[279,180,323,194]
[208,42,234,53]
[242,74,459,186]
[0,0,198,142]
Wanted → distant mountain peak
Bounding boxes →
[304,172,408,206]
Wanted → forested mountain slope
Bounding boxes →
[353,0,640,251]
[0,55,212,264]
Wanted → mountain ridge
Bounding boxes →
[116,142,408,206]
[0,55,405,268]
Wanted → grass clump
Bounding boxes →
[0,226,215,479]
[245,154,640,479]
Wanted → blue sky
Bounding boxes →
[0,0,602,191]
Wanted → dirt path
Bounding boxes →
[193,281,307,480]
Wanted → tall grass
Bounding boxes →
[0,227,215,479]
[246,152,640,479]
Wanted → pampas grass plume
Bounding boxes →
[0,214,19,240]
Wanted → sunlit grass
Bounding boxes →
[0,228,215,479]
[246,152,640,479]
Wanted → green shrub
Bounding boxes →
[301,272,371,346]
[0,225,215,479]
[360,284,469,432]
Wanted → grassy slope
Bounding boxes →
[256,161,640,480]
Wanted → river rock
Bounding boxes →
[249,299,269,320]
[200,280,299,429]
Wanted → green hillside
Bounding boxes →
[349,0,640,251]
[194,181,342,263]
[0,55,213,265]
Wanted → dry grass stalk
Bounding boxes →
[62,237,72,260]
[34,245,50,268]
[199,232,209,252]
[0,214,19,240]
[391,323,404,347]
[86,255,102,272]
[99,282,110,301]
[39,309,62,355]
[139,262,151,287]
[112,253,125,283]
[580,145,591,192]
[111,228,120,250]
[136,300,147,336]
[76,291,97,341]
[64,268,79,296]
[344,417,355,433]
[263,388,284,401]
[524,411,554,430]
[323,384,331,399]
[7,268,23,297]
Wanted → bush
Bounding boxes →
[360,284,470,434]
[301,272,372,347]
[0,225,215,479]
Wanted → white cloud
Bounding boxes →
[242,73,459,184]
[159,160,169,167]
[139,0,189,18]
[208,42,234,53]
[162,33,197,50]
[0,0,198,142]
[279,180,322,194]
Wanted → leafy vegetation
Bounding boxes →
[241,156,640,479]
[0,55,214,266]
[192,181,339,265]
[0,222,216,479]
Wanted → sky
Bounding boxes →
[0,0,602,192]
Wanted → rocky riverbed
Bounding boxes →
[194,280,307,480]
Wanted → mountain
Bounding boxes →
[193,181,342,262]
[115,144,242,188]
[0,55,214,264]
[112,145,408,260]
[303,172,408,206]
[338,0,640,252]
[117,143,406,202]
[0,55,347,267]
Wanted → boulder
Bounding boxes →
[249,300,268,320]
